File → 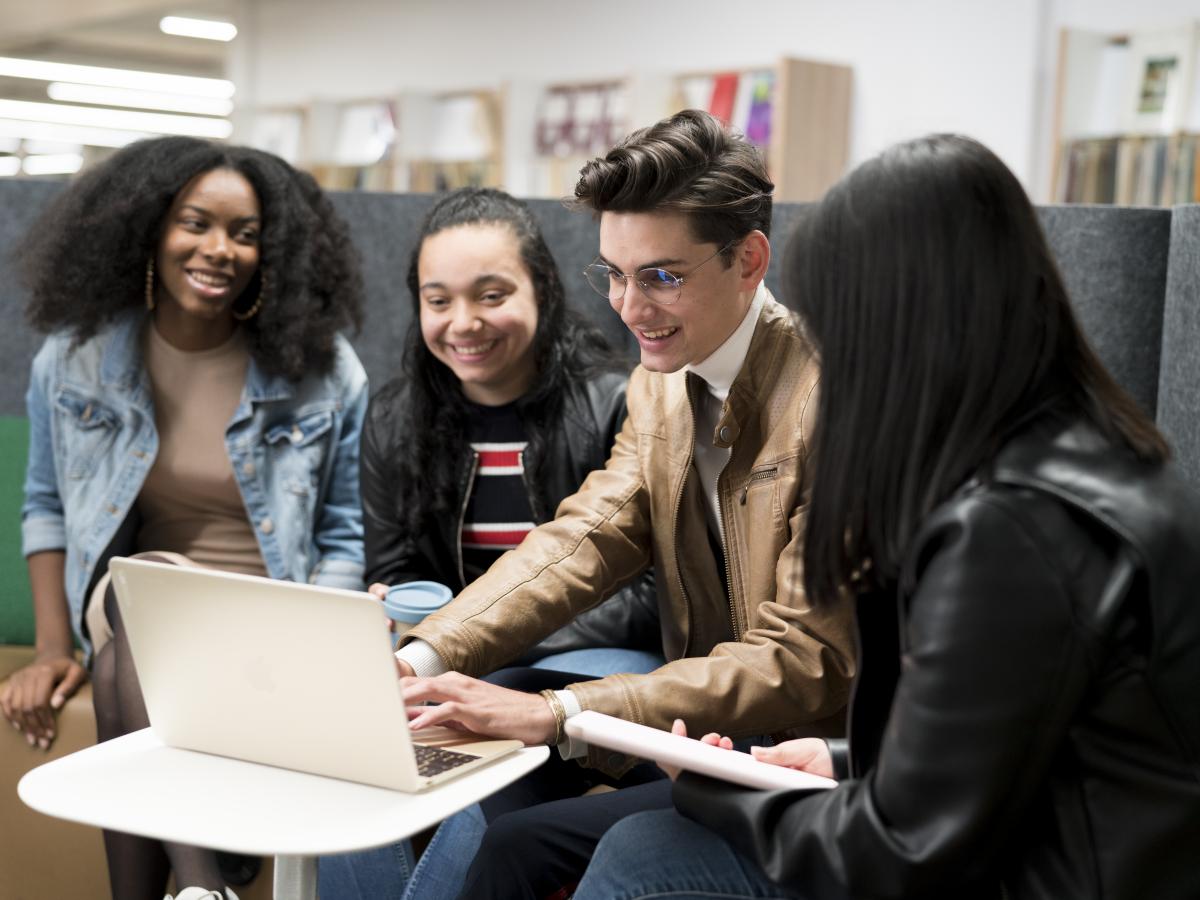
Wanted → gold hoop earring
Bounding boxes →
[232,273,265,322]
[145,259,156,311]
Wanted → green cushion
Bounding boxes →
[0,416,33,646]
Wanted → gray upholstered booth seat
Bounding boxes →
[333,194,812,383]
[0,184,1185,468]
[1038,206,1170,419]
[0,180,1192,900]
[1159,205,1200,486]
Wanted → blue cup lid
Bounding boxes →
[384,581,454,623]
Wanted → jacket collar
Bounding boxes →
[709,288,797,449]
[687,282,766,401]
[99,310,294,403]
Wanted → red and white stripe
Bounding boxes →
[462,521,534,549]
[471,441,526,475]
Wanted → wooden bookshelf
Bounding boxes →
[1051,23,1200,205]
[670,57,851,203]
[526,57,852,202]
[248,58,850,200]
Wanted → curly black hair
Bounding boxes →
[375,187,628,533]
[19,136,363,380]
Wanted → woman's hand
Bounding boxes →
[368,582,397,638]
[0,653,88,750]
[401,672,557,746]
[659,719,733,781]
[750,738,835,779]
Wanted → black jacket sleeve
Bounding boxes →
[674,490,1122,899]
[360,392,443,588]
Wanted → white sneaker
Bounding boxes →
[165,888,240,900]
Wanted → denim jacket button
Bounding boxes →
[132,450,146,460]
[242,461,256,476]
[291,426,303,443]
[106,504,118,515]
[260,517,274,534]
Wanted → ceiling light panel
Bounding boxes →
[0,57,234,98]
[47,83,234,117]
[0,99,232,139]
[0,119,151,148]
[23,153,84,176]
[160,16,238,41]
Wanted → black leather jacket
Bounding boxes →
[676,411,1200,899]
[361,370,660,663]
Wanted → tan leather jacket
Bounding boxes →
[404,294,855,771]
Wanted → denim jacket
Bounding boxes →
[21,312,368,658]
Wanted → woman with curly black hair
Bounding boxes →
[0,136,368,900]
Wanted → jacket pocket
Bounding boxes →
[739,465,778,504]
[264,409,335,449]
[53,388,122,479]
[263,409,335,498]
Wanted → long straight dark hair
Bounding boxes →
[377,188,626,532]
[791,134,1169,602]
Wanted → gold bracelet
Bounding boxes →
[539,688,566,746]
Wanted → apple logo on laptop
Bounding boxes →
[242,655,278,693]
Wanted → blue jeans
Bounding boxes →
[573,808,804,900]
[318,649,662,900]
[317,837,415,900]
[531,647,664,677]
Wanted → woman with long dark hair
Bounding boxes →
[320,187,660,900]
[570,134,1200,900]
[0,136,367,900]
[358,187,658,672]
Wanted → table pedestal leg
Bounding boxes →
[273,854,317,900]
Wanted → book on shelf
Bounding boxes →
[1059,132,1200,206]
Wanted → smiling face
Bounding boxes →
[417,223,540,406]
[154,167,261,332]
[599,211,759,373]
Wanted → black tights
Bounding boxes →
[90,556,226,900]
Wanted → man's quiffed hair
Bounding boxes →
[573,109,773,261]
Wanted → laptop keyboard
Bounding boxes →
[413,743,481,778]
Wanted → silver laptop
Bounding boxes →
[108,557,522,792]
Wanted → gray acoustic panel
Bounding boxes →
[1159,205,1200,485]
[328,191,436,392]
[1038,205,1169,418]
[766,202,812,304]
[0,180,1176,446]
[0,180,62,416]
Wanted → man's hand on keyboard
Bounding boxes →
[401,672,556,746]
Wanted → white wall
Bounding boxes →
[231,0,1045,188]
[228,0,1200,199]
[1052,0,1200,32]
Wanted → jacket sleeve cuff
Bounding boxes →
[555,689,588,760]
[395,639,450,678]
[21,515,66,558]
[308,557,365,591]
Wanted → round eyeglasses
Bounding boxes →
[582,239,738,306]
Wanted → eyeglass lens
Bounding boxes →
[583,265,681,302]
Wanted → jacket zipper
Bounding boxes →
[517,445,543,522]
[672,391,699,645]
[455,452,479,588]
[739,466,778,505]
[716,472,740,640]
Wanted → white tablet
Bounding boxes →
[564,710,838,792]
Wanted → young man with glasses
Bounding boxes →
[389,109,854,899]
